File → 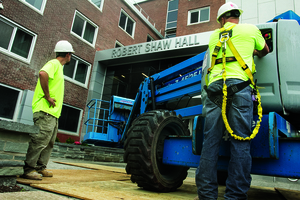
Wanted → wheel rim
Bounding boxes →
[156,120,187,182]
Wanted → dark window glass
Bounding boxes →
[0,85,19,120]
[119,12,127,29]
[58,105,80,132]
[115,43,122,48]
[75,61,88,84]
[126,18,134,35]
[72,15,84,37]
[190,12,199,24]
[83,22,95,44]
[0,20,13,49]
[64,58,76,78]
[103,57,191,101]
[11,29,33,58]
[147,35,153,42]
[119,12,135,36]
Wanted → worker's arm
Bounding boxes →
[253,43,269,58]
[39,71,56,108]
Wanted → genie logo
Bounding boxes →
[120,100,134,105]
[163,68,202,87]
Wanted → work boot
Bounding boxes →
[20,170,42,180]
[38,169,53,177]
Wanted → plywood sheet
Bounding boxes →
[275,187,300,200]
[31,180,199,200]
[17,169,130,185]
[53,161,126,173]
[30,177,287,200]
[16,162,300,200]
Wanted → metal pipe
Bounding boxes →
[150,77,156,110]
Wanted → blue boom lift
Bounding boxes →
[84,20,300,192]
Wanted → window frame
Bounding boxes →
[115,40,124,48]
[63,54,91,88]
[166,0,178,30]
[71,10,99,47]
[0,15,37,64]
[88,0,104,12]
[0,83,23,122]
[165,33,176,38]
[188,6,210,25]
[147,34,154,42]
[19,0,47,15]
[118,9,136,38]
[58,104,82,136]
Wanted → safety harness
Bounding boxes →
[205,24,262,141]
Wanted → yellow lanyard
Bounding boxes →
[205,25,262,140]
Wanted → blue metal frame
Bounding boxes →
[163,112,300,178]
[86,47,300,179]
[84,96,134,145]
[121,52,206,142]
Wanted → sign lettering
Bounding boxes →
[111,34,202,58]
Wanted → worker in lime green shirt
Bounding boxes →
[195,2,269,200]
[22,40,74,180]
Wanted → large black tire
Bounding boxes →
[123,110,190,192]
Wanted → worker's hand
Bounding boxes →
[253,43,269,58]
[44,96,56,108]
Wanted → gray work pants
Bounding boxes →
[24,111,58,174]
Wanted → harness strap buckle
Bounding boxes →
[220,32,230,42]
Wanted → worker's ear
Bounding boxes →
[219,17,225,27]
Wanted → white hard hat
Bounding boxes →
[54,40,75,53]
[217,2,243,23]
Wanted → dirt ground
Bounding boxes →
[0,185,26,193]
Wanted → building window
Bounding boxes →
[166,0,178,30]
[0,15,36,63]
[19,0,47,14]
[88,0,104,11]
[165,33,176,38]
[58,104,82,135]
[63,55,91,88]
[0,84,22,121]
[71,11,98,46]
[188,7,210,25]
[115,41,123,48]
[119,10,136,37]
[147,34,154,42]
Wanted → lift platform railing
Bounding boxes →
[84,99,111,135]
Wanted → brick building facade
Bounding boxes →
[177,0,222,36]
[0,0,224,143]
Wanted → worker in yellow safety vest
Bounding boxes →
[195,2,269,200]
[22,41,75,180]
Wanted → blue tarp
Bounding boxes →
[268,10,300,24]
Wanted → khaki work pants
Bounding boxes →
[24,111,58,174]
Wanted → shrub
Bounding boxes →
[66,137,75,144]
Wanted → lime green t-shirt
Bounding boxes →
[32,59,64,118]
[208,22,266,85]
